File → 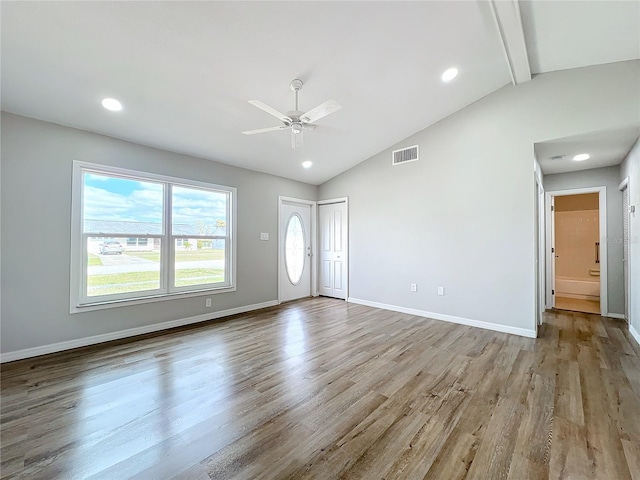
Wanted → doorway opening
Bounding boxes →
[547,188,607,315]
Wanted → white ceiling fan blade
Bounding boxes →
[291,130,303,149]
[248,100,291,123]
[300,100,341,123]
[242,126,288,135]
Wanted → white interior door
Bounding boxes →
[623,185,630,322]
[279,200,312,302]
[319,201,348,299]
[550,196,557,308]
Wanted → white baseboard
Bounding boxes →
[629,325,640,347]
[347,297,537,339]
[0,300,278,363]
[606,313,626,320]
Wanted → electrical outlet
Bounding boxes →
[411,283,417,292]
[260,232,269,241]
[205,298,212,307]
[437,287,445,296]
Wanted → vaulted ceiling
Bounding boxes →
[2,1,638,184]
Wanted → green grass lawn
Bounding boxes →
[124,249,225,262]
[87,268,225,295]
[88,253,103,266]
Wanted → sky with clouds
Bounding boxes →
[83,173,227,233]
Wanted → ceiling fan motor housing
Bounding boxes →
[290,79,303,91]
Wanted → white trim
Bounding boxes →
[0,300,277,363]
[607,313,626,320]
[317,196,349,206]
[347,297,537,339]
[545,187,608,315]
[619,177,629,191]
[278,196,317,304]
[534,174,545,329]
[629,324,640,347]
[620,177,630,322]
[70,286,237,313]
[317,197,349,300]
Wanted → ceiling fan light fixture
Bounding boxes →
[292,122,303,134]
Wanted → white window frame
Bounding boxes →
[70,161,236,313]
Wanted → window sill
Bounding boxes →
[70,285,236,314]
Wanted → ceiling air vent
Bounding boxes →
[392,145,419,166]
[550,155,565,161]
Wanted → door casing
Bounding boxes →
[545,186,608,315]
[620,177,630,322]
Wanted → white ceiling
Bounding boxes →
[521,0,640,74]
[2,1,638,185]
[536,126,640,175]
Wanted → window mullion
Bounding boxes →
[165,183,174,292]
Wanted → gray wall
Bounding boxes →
[1,113,317,353]
[319,60,640,332]
[620,138,640,337]
[544,166,624,314]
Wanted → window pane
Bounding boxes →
[174,238,225,287]
[87,237,161,297]
[285,214,305,285]
[172,186,227,236]
[83,172,164,235]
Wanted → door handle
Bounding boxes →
[595,242,600,264]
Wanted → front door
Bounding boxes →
[279,199,312,302]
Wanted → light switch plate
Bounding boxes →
[438,287,445,296]
[260,233,269,241]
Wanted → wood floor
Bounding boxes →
[1,298,639,479]
[555,296,601,315]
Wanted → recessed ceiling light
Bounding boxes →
[441,67,458,82]
[302,161,313,169]
[101,98,122,111]
[573,153,590,161]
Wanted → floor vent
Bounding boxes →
[392,145,419,165]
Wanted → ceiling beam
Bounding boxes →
[488,0,532,85]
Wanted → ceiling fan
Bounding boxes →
[243,79,341,149]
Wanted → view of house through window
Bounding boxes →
[76,165,234,306]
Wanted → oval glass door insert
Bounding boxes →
[285,214,305,285]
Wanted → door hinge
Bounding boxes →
[551,205,554,211]
[552,289,555,295]
[551,247,554,253]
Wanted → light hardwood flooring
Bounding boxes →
[555,296,601,315]
[1,298,639,479]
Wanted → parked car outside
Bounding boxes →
[99,240,124,255]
